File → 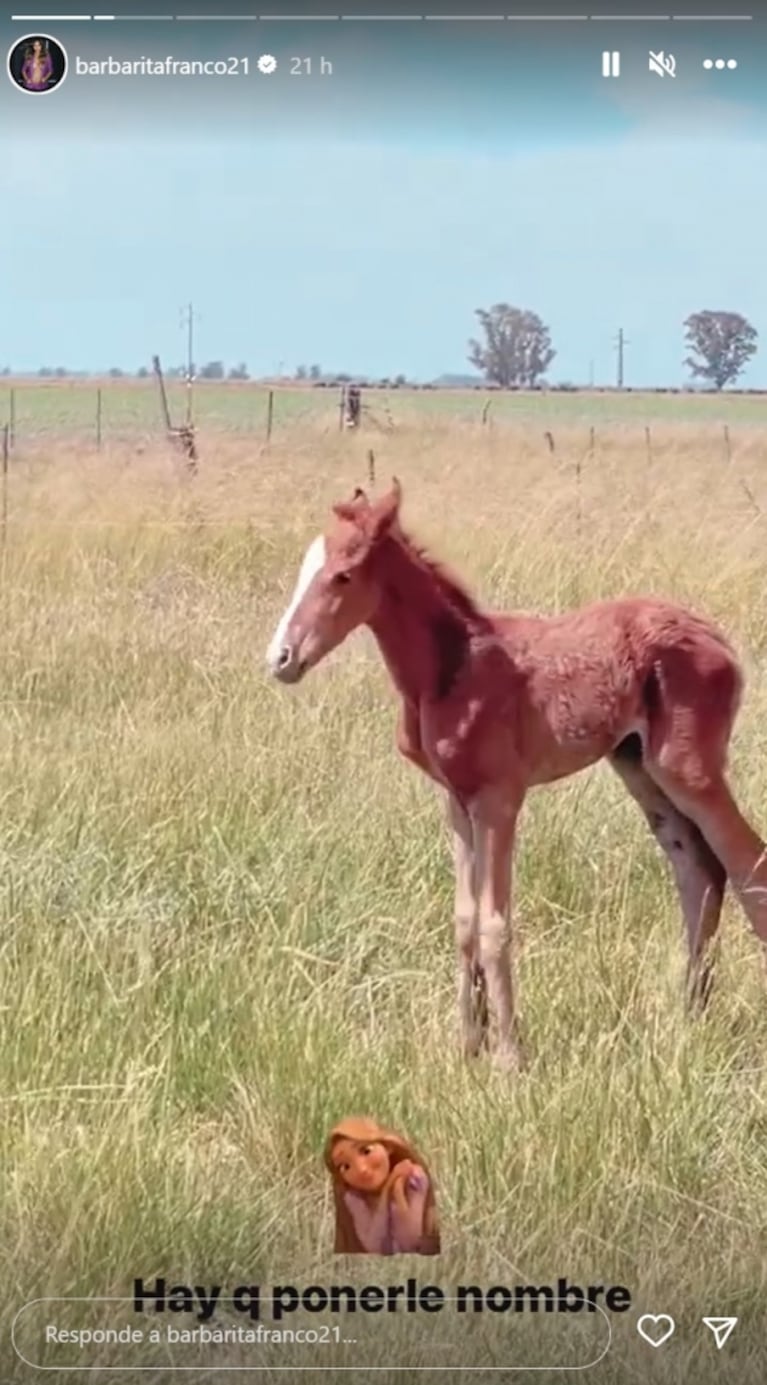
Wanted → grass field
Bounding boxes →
[3,376,767,444]
[2,413,767,1383]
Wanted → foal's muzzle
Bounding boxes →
[268,644,306,684]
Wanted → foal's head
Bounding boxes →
[266,480,402,684]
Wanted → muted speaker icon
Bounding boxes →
[649,50,676,77]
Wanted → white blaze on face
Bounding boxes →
[266,534,326,673]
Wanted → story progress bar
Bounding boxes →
[9,12,757,21]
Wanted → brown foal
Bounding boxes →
[266,480,767,1068]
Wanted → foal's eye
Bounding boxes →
[333,570,352,585]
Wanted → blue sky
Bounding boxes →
[2,16,766,386]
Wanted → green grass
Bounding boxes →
[2,423,767,1383]
[3,377,767,446]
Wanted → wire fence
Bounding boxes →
[3,381,340,447]
[3,380,767,453]
[1,389,764,555]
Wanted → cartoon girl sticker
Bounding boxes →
[324,1116,440,1256]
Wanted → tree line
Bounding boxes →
[1,306,758,391]
[468,305,758,391]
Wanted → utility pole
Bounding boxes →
[614,327,629,388]
[180,302,198,427]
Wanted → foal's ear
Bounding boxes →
[332,487,370,523]
[368,476,402,540]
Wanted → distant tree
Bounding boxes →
[468,304,555,388]
[54,366,68,378]
[108,367,124,378]
[308,363,321,381]
[38,366,53,377]
[393,373,407,388]
[199,360,224,380]
[136,366,149,378]
[684,310,758,390]
[1,366,10,376]
[295,364,308,380]
[228,363,249,380]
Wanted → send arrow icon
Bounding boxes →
[702,1317,738,1349]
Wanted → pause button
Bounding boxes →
[602,51,620,77]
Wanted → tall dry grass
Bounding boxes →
[2,420,767,1383]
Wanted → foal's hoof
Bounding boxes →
[686,962,715,1014]
[462,1033,487,1060]
[491,1043,526,1074]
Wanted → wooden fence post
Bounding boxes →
[266,389,274,442]
[2,423,9,549]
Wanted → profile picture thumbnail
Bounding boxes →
[7,33,67,95]
[324,1116,441,1256]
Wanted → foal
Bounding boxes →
[266,480,767,1067]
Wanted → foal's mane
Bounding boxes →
[393,526,495,634]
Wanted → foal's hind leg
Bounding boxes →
[638,655,767,952]
[610,737,726,1009]
[652,770,767,951]
[446,793,488,1057]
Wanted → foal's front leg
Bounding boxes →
[446,793,487,1057]
[471,786,524,1070]
[397,704,487,1056]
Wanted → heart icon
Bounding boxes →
[637,1313,676,1348]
